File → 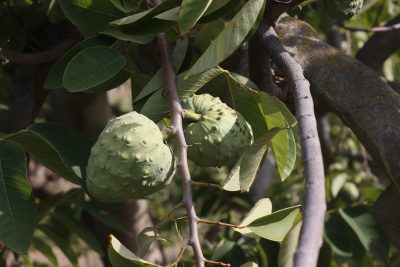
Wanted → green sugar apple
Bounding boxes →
[181,94,253,167]
[86,112,175,203]
[322,0,364,20]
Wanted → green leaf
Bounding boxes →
[111,0,140,13]
[278,220,302,267]
[324,213,353,258]
[104,14,177,44]
[59,0,122,35]
[0,140,36,254]
[239,128,281,191]
[247,205,301,242]
[108,235,161,267]
[185,0,265,77]
[137,227,167,258]
[226,74,269,138]
[222,157,241,191]
[235,198,272,236]
[202,0,231,17]
[44,35,115,90]
[339,205,389,261]
[194,19,225,51]
[155,7,180,21]
[38,225,78,266]
[260,93,297,181]
[73,200,129,234]
[52,211,104,256]
[110,0,180,26]
[63,45,127,92]
[135,38,189,102]
[4,123,92,185]
[179,0,214,34]
[32,237,60,267]
[228,73,297,181]
[140,67,225,121]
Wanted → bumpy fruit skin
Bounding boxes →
[86,112,175,203]
[323,0,364,20]
[181,94,253,167]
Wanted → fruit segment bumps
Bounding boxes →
[86,112,175,203]
[182,94,253,167]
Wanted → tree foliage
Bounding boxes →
[0,0,399,266]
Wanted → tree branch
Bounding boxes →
[339,21,400,33]
[256,20,326,267]
[275,16,400,248]
[155,5,204,267]
[249,35,282,98]
[0,39,76,65]
[356,15,400,73]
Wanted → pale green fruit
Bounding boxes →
[340,182,360,201]
[86,112,175,203]
[322,0,364,20]
[182,94,253,167]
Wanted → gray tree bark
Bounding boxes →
[276,16,400,247]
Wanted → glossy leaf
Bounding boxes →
[179,0,213,34]
[235,198,272,236]
[5,123,92,184]
[339,206,389,261]
[239,128,282,191]
[185,0,265,77]
[247,205,301,242]
[59,0,122,35]
[44,35,115,90]
[63,45,127,92]
[0,140,36,254]
[278,220,302,267]
[108,235,160,267]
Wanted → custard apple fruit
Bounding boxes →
[86,112,175,203]
[181,94,253,167]
[322,0,364,20]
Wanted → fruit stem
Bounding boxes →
[184,109,202,122]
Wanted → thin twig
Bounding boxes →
[156,202,183,227]
[191,181,224,191]
[169,242,189,267]
[205,259,231,267]
[338,22,400,32]
[257,20,326,267]
[198,219,242,229]
[155,0,205,265]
